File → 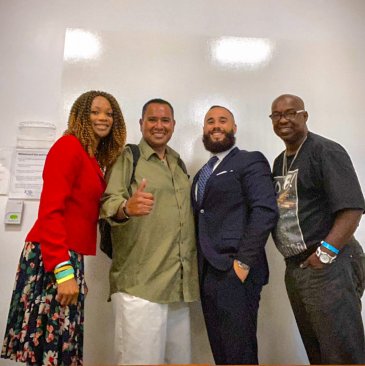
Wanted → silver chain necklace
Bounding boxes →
[282,135,308,176]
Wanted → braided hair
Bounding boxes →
[64,90,126,172]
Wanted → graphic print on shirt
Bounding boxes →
[273,169,307,258]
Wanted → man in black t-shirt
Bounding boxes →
[270,94,365,364]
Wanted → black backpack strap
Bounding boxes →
[128,144,188,179]
[126,143,140,195]
[177,157,189,178]
[99,144,140,259]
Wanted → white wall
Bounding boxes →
[1,1,365,365]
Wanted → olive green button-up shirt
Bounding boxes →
[100,138,199,303]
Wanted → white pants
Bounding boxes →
[111,292,191,365]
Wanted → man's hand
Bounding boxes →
[126,179,154,216]
[56,277,79,306]
[118,179,154,218]
[300,252,326,270]
[233,260,250,282]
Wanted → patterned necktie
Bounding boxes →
[197,156,219,204]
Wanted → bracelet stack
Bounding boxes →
[54,260,75,284]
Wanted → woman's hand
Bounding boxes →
[56,277,79,306]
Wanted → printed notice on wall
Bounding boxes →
[9,149,48,199]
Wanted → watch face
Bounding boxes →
[316,247,335,264]
[319,253,330,264]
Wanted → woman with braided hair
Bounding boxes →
[1,90,126,365]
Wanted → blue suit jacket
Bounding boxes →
[192,147,278,285]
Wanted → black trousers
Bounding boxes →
[285,240,365,364]
[200,260,263,365]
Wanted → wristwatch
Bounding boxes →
[316,246,336,264]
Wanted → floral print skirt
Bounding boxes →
[1,242,86,366]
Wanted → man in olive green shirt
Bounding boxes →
[100,98,199,365]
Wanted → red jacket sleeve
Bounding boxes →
[38,136,82,271]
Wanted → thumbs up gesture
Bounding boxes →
[122,178,154,217]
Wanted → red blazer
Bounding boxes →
[26,135,106,272]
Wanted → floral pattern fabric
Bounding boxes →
[1,242,86,366]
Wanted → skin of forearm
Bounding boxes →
[324,209,363,250]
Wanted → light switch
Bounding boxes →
[4,199,23,224]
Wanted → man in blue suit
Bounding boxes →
[192,105,278,365]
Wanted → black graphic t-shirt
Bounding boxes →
[273,132,365,258]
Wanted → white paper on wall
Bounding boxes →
[17,121,56,149]
[9,148,48,200]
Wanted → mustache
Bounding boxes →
[151,127,167,133]
[202,129,235,153]
[209,128,226,134]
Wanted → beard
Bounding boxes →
[202,129,236,153]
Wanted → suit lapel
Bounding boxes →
[214,147,239,173]
[194,147,240,207]
[203,147,239,200]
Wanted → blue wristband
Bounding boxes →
[55,268,75,280]
[321,240,340,255]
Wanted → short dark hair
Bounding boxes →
[271,94,305,110]
[208,105,235,120]
[141,98,174,118]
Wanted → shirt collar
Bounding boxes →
[138,138,180,161]
[212,145,236,163]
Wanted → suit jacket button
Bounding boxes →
[200,209,204,213]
